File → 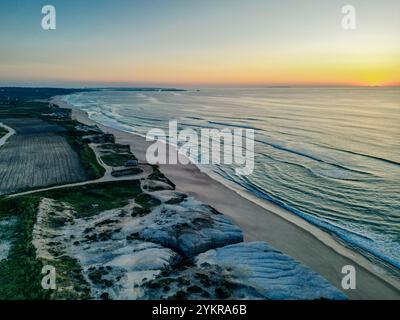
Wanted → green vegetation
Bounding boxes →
[0,169,174,300]
[0,196,50,300]
[0,196,90,300]
[67,136,105,180]
[0,101,56,118]
[134,193,161,209]
[111,167,143,177]
[49,255,91,300]
[46,117,80,132]
[131,206,152,217]
[41,180,142,217]
[147,169,175,191]
[99,143,137,167]
[165,193,187,205]
[0,87,92,106]
[100,143,130,152]
[143,264,240,300]
[0,178,148,299]
[88,266,113,287]
[101,153,137,167]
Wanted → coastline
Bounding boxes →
[52,95,400,300]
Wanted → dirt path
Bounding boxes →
[7,142,153,198]
[0,123,15,147]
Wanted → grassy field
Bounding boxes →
[0,99,68,119]
[98,143,137,167]
[41,180,142,217]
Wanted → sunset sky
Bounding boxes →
[0,0,399,87]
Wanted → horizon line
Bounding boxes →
[1,84,399,90]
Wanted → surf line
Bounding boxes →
[145,120,255,176]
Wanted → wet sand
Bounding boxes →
[53,95,400,300]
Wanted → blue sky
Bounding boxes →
[0,0,399,87]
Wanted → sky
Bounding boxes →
[0,0,399,87]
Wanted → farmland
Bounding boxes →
[0,118,87,195]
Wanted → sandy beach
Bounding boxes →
[52,95,400,300]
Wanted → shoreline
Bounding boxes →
[52,95,400,299]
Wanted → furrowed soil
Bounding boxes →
[0,118,87,195]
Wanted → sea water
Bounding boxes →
[65,87,400,273]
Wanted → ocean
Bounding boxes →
[65,87,400,273]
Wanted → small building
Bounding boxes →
[75,124,102,134]
[103,133,115,143]
[125,159,139,167]
[83,133,115,144]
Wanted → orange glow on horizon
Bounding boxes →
[1,50,398,87]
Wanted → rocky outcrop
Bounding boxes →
[140,242,347,300]
[195,242,347,300]
[136,195,243,257]
[31,178,346,300]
